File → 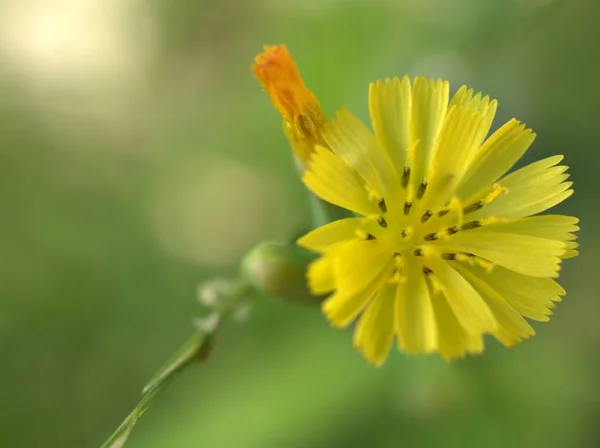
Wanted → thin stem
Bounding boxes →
[100,281,250,448]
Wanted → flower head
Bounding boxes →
[297,76,579,364]
[253,45,327,165]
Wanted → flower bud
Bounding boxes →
[242,241,323,305]
[252,45,327,167]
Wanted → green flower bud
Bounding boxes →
[242,242,323,305]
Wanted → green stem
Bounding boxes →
[100,281,249,448]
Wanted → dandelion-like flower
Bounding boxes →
[297,76,579,364]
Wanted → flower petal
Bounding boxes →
[307,255,336,295]
[437,232,565,277]
[498,187,573,220]
[455,264,535,347]
[334,238,395,297]
[456,119,535,202]
[321,257,394,328]
[324,108,399,199]
[472,215,579,242]
[297,217,365,253]
[426,257,497,335]
[320,238,395,327]
[470,156,572,220]
[410,77,450,188]
[430,288,484,360]
[434,88,497,179]
[449,87,497,138]
[464,265,563,321]
[395,257,438,354]
[425,96,496,209]
[353,283,396,366]
[562,241,579,259]
[369,76,412,171]
[303,145,376,216]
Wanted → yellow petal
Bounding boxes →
[426,99,495,209]
[353,283,396,366]
[472,156,571,219]
[455,264,535,347]
[369,76,412,171]
[324,108,399,199]
[473,215,579,242]
[562,240,579,259]
[498,154,564,185]
[500,187,573,220]
[334,238,395,297]
[303,145,376,216]
[433,86,498,177]
[448,85,474,108]
[457,119,536,202]
[464,96,498,165]
[297,217,365,253]
[410,77,449,188]
[322,258,394,328]
[562,249,579,259]
[307,256,336,295]
[430,287,484,360]
[438,232,565,277]
[426,257,497,335]
[467,265,561,321]
[395,257,438,354]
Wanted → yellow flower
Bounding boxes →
[253,45,327,165]
[297,76,579,364]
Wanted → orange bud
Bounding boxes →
[253,45,327,164]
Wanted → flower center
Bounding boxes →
[359,174,507,278]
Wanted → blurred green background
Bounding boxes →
[1,0,598,447]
